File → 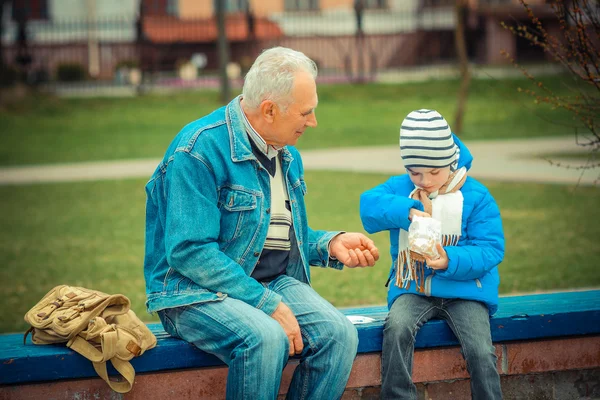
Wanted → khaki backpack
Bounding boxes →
[24,285,157,393]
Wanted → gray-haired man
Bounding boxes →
[143,47,379,399]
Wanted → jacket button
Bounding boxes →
[266,208,271,214]
[216,292,223,297]
[254,251,260,257]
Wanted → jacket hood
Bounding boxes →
[453,133,473,171]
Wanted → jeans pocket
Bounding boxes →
[158,309,180,338]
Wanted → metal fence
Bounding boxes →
[1,7,462,96]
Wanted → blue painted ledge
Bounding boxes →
[1,290,599,385]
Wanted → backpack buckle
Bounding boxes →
[126,340,142,356]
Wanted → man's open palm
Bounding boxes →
[329,233,380,268]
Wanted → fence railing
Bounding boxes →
[1,9,459,94]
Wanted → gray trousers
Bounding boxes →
[381,294,502,399]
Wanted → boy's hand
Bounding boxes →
[425,243,449,270]
[409,208,431,221]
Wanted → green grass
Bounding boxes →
[0,75,589,166]
[2,172,599,333]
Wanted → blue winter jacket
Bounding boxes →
[143,96,344,316]
[359,135,504,315]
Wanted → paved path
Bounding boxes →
[301,136,598,186]
[0,136,597,186]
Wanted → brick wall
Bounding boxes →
[2,336,599,400]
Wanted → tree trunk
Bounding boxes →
[216,1,230,104]
[454,0,471,135]
[0,0,5,70]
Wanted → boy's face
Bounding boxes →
[407,166,451,193]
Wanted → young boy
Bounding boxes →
[360,109,504,399]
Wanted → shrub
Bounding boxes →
[115,60,139,70]
[0,65,18,87]
[56,63,86,82]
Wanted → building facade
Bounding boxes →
[0,0,560,85]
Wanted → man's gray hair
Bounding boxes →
[242,47,318,111]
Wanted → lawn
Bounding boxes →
[2,172,599,333]
[0,75,589,166]
[1,76,598,334]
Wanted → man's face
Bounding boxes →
[270,71,318,147]
[407,166,451,193]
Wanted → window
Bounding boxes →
[166,0,178,15]
[12,0,48,21]
[144,0,178,16]
[214,0,249,13]
[285,0,319,12]
[420,0,454,6]
[362,0,386,9]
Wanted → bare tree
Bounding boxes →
[501,0,600,171]
[0,0,6,72]
[454,0,471,135]
[216,0,230,104]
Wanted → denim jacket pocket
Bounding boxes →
[217,186,259,248]
[290,178,307,196]
[218,186,257,211]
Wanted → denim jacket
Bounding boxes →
[144,96,344,316]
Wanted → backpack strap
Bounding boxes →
[69,332,118,363]
[69,335,135,393]
[92,358,136,393]
[23,327,34,345]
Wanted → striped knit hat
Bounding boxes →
[399,109,458,170]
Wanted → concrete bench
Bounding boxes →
[1,290,600,399]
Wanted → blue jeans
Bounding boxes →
[158,275,358,400]
[381,294,502,400]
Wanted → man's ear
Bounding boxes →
[259,100,277,123]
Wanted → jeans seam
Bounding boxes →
[161,309,180,337]
[439,307,501,400]
[241,346,248,399]
[298,327,314,400]
[182,304,281,399]
[439,308,471,369]
[407,305,437,392]
[180,303,248,349]
[411,305,438,339]
[301,360,309,400]
[382,303,437,395]
[187,307,258,389]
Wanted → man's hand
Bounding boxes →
[271,302,303,356]
[425,243,449,270]
[409,208,431,221]
[329,232,380,268]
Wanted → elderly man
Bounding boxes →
[143,47,379,399]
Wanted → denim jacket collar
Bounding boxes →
[226,96,294,166]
